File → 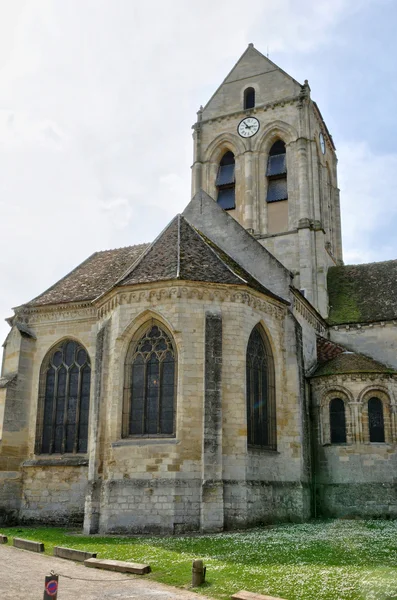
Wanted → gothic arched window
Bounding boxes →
[124,324,176,437]
[266,140,288,203]
[244,87,255,109]
[246,325,276,449]
[36,340,91,454]
[329,398,347,443]
[216,151,236,210]
[368,397,385,442]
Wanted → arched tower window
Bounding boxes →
[244,87,255,109]
[124,323,176,437]
[329,398,347,443]
[368,397,385,442]
[36,340,91,454]
[246,325,276,449]
[266,140,288,203]
[216,151,236,210]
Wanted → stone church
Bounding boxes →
[1,44,397,534]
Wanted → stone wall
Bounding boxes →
[20,464,88,525]
[330,322,397,370]
[311,373,397,517]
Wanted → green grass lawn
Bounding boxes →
[2,520,397,599]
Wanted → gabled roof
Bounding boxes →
[119,215,287,304]
[202,43,301,114]
[328,260,397,325]
[27,244,148,307]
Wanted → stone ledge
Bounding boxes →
[22,457,88,467]
[84,558,151,575]
[232,591,287,600]
[0,534,8,544]
[13,537,44,553]
[112,438,179,447]
[54,546,97,562]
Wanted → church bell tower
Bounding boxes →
[191,43,343,317]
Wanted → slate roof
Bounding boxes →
[27,244,149,307]
[25,215,286,309]
[120,215,286,303]
[312,350,397,378]
[328,260,397,325]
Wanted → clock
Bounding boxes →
[319,132,326,154]
[238,117,260,138]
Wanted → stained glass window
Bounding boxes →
[329,398,347,443]
[37,340,91,454]
[127,325,176,436]
[368,398,385,442]
[246,326,276,449]
[216,151,236,210]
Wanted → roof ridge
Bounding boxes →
[179,216,248,286]
[95,217,179,301]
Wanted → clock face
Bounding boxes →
[237,117,260,138]
[319,132,326,154]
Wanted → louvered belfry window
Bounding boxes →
[266,140,288,202]
[246,325,276,449]
[37,340,91,454]
[329,398,347,443]
[125,324,176,436]
[368,398,385,442]
[216,151,236,210]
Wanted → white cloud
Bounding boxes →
[338,141,397,264]
[0,0,381,359]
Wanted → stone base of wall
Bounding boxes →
[99,478,202,534]
[98,478,311,534]
[316,483,397,518]
[19,465,88,526]
[224,480,311,528]
[0,472,22,526]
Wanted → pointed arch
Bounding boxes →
[35,339,91,454]
[246,323,276,449]
[204,132,246,163]
[254,120,298,153]
[123,319,177,438]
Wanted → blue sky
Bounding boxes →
[1,0,396,354]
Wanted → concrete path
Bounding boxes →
[0,544,212,599]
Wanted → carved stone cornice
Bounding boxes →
[310,372,397,389]
[97,282,288,321]
[14,303,97,325]
[292,291,327,335]
[331,321,397,332]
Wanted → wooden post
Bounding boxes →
[192,559,206,587]
[43,573,58,599]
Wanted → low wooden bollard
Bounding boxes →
[43,572,58,599]
[0,534,8,544]
[232,591,287,600]
[13,537,44,553]
[192,559,206,587]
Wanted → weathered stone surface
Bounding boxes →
[232,591,287,600]
[84,557,151,574]
[0,534,8,543]
[13,538,44,552]
[53,546,97,561]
